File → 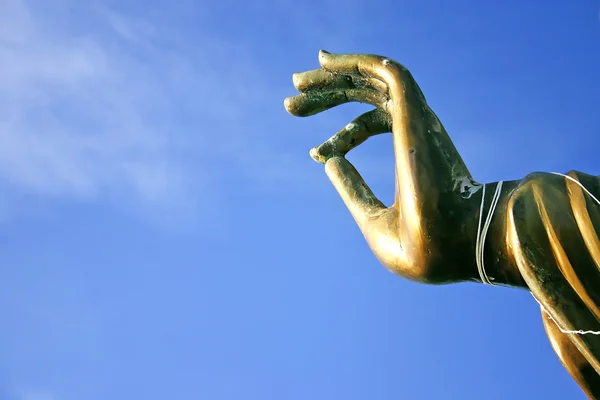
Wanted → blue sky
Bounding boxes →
[0,0,599,399]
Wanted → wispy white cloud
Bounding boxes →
[0,0,310,225]
[0,1,202,225]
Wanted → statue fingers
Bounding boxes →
[310,108,391,164]
[284,88,387,117]
[292,68,387,96]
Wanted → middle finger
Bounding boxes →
[292,68,387,95]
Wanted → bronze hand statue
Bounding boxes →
[284,51,600,398]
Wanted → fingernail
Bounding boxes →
[309,147,326,164]
[292,73,303,90]
[319,50,331,59]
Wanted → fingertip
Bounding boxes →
[292,73,302,90]
[318,49,332,65]
[284,95,311,117]
[309,147,323,163]
[283,97,294,114]
[324,156,345,178]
